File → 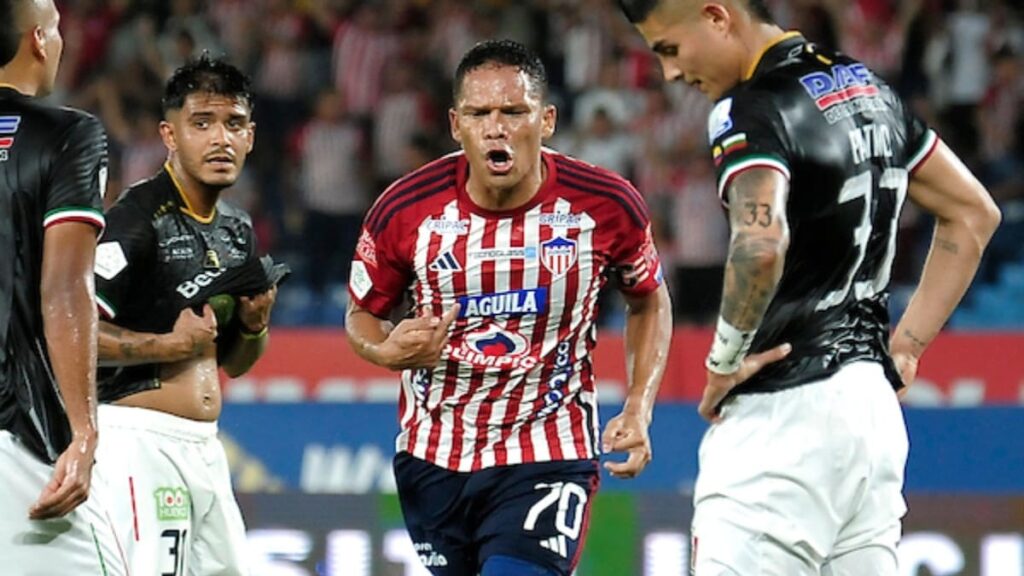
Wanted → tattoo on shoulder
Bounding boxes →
[728,170,784,230]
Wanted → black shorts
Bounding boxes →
[393,452,600,575]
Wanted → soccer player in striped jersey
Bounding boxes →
[347,40,673,576]
[620,0,1001,574]
[0,0,125,573]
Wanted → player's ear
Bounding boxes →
[701,3,731,32]
[158,120,177,153]
[541,104,557,140]
[245,121,255,153]
[449,108,463,145]
[29,26,46,61]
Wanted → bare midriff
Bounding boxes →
[114,349,221,421]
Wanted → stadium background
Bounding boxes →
[52,0,1023,573]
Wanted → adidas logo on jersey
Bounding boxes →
[539,535,569,558]
[429,251,462,272]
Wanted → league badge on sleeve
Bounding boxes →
[707,98,734,142]
[541,236,577,276]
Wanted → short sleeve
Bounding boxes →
[44,114,108,232]
[607,183,665,297]
[902,100,938,174]
[94,200,153,320]
[348,220,412,318]
[707,91,791,204]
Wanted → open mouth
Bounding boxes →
[485,149,513,175]
[205,155,235,169]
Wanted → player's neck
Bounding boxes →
[466,160,546,212]
[739,23,789,80]
[0,66,41,96]
[166,158,219,219]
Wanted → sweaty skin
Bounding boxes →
[115,353,222,421]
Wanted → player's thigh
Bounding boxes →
[691,497,818,576]
[821,541,898,576]
[393,451,477,575]
[188,438,250,576]
[97,421,193,575]
[0,431,127,575]
[475,459,600,576]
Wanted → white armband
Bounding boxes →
[705,317,757,375]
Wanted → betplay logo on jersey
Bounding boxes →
[154,487,191,522]
[0,115,21,162]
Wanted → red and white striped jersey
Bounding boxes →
[350,150,664,472]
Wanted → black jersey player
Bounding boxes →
[92,55,282,575]
[0,0,126,573]
[619,0,1001,573]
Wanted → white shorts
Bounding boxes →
[0,430,128,575]
[692,361,909,576]
[96,405,250,576]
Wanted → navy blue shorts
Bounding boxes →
[393,452,600,575]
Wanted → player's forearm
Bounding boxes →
[345,303,395,368]
[892,216,999,357]
[622,285,673,423]
[98,321,195,365]
[43,272,99,437]
[221,330,268,378]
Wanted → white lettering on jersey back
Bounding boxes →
[95,241,128,280]
[849,124,893,164]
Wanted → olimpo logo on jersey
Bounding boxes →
[457,288,548,319]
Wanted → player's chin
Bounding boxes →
[200,169,240,188]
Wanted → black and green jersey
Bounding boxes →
[95,165,268,403]
[707,34,937,394]
[0,87,108,463]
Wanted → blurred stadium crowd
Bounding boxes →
[52,0,1024,327]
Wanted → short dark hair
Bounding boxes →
[161,53,254,116]
[453,39,547,103]
[617,0,775,24]
[0,0,26,67]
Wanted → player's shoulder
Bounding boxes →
[109,170,175,219]
[25,101,102,134]
[548,149,648,228]
[363,151,461,234]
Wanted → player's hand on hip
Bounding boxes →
[379,304,460,370]
[601,411,652,479]
[29,430,98,519]
[699,343,792,422]
[890,351,918,400]
[170,304,218,359]
[238,285,278,333]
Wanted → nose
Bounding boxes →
[209,121,230,145]
[483,110,507,139]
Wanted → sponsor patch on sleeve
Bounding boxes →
[94,241,128,280]
[356,229,378,267]
[707,97,734,142]
[350,260,373,300]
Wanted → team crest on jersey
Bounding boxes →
[458,287,548,319]
[541,236,577,276]
[799,63,879,111]
[0,115,21,162]
[448,324,537,370]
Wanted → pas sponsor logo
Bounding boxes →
[154,487,190,522]
[799,63,879,111]
[707,98,734,142]
[448,324,536,370]
[350,260,373,300]
[0,115,21,162]
[541,236,577,276]
[458,287,548,319]
[468,246,537,261]
[95,241,128,280]
[424,218,469,236]
[356,229,378,266]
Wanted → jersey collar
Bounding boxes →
[164,162,217,224]
[743,31,805,82]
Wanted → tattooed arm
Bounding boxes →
[98,306,217,367]
[890,141,1001,389]
[698,168,793,421]
[720,169,790,330]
